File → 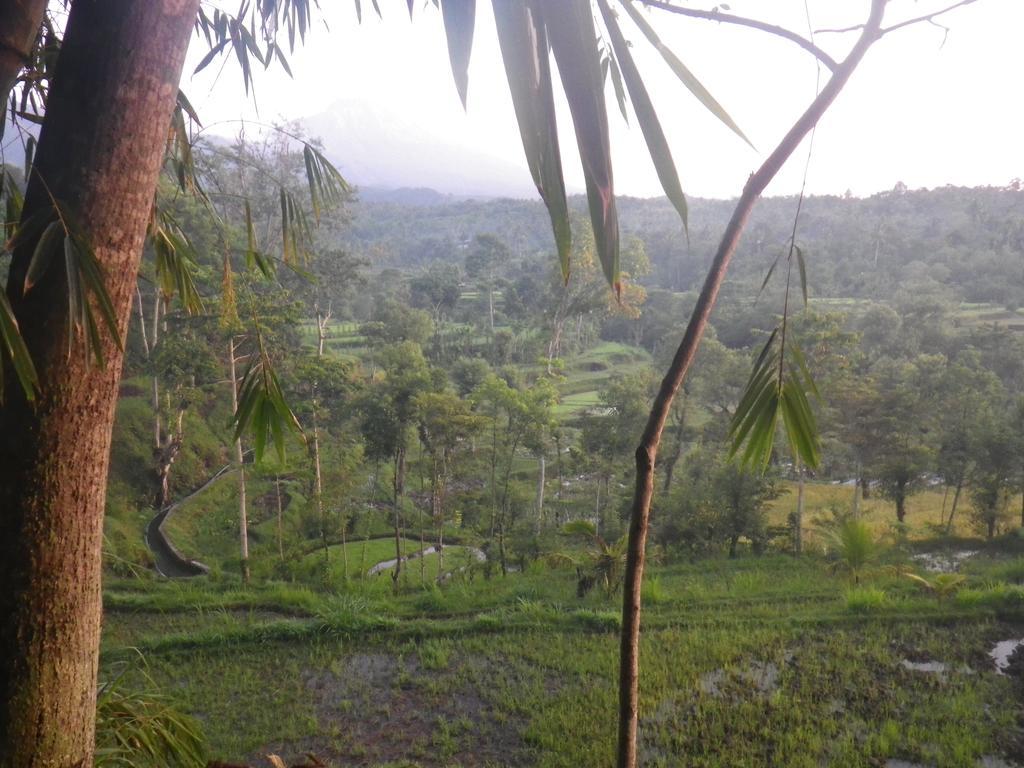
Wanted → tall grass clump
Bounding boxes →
[844,586,888,613]
[95,675,204,767]
[641,576,667,605]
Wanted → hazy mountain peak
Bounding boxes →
[302,98,539,199]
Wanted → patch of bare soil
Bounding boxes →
[249,652,533,767]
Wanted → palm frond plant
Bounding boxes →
[553,520,628,597]
[905,572,966,604]
[825,517,880,584]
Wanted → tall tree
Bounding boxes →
[0,3,199,764]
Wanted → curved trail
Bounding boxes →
[368,545,486,577]
[144,463,236,577]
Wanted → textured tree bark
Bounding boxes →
[0,2,199,764]
[615,5,887,765]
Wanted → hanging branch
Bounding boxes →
[615,1,888,766]
[816,0,977,36]
[636,0,839,71]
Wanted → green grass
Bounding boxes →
[102,548,1024,766]
[765,480,1023,543]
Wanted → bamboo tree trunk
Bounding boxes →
[229,338,250,584]
[794,462,805,555]
[136,285,150,357]
[615,8,886,764]
[0,0,47,101]
[946,478,964,534]
[392,447,406,589]
[312,404,327,563]
[662,400,687,492]
[341,509,349,582]
[0,3,198,763]
[536,453,546,531]
[420,525,426,584]
[276,476,285,563]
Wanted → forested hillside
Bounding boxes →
[92,148,1024,764]
[99,135,1024,581]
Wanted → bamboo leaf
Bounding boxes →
[607,51,629,124]
[492,0,572,281]
[620,0,752,148]
[23,219,63,293]
[757,253,781,299]
[176,89,202,126]
[543,0,620,290]
[0,291,38,401]
[441,0,476,109]
[598,0,688,230]
[795,244,808,306]
[193,39,229,75]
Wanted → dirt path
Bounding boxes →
[144,464,235,577]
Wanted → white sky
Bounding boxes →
[183,0,1024,199]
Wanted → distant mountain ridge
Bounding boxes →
[303,98,539,199]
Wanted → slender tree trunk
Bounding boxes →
[135,284,150,357]
[392,446,406,588]
[0,0,47,102]
[851,466,861,518]
[420,524,426,584]
[487,284,495,334]
[151,280,161,349]
[860,476,871,499]
[311,402,328,562]
[276,476,285,563]
[946,478,964,534]
[0,3,198,764]
[229,338,250,584]
[662,399,687,492]
[155,405,185,508]
[895,493,907,524]
[151,289,162,448]
[794,462,805,555]
[438,522,445,581]
[615,7,886,765]
[536,453,546,531]
[340,506,349,582]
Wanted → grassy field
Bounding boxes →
[103,545,1024,767]
[296,538,476,583]
[767,481,1024,544]
[553,342,652,420]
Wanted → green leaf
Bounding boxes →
[620,0,752,148]
[543,0,620,290]
[441,0,476,109]
[193,39,229,76]
[492,0,572,281]
[757,253,781,299]
[606,51,629,124]
[795,244,808,306]
[231,333,304,463]
[0,291,38,401]
[150,208,204,314]
[598,0,687,230]
[301,143,351,224]
[176,89,202,126]
[23,219,63,293]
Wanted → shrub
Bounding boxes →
[844,587,888,613]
